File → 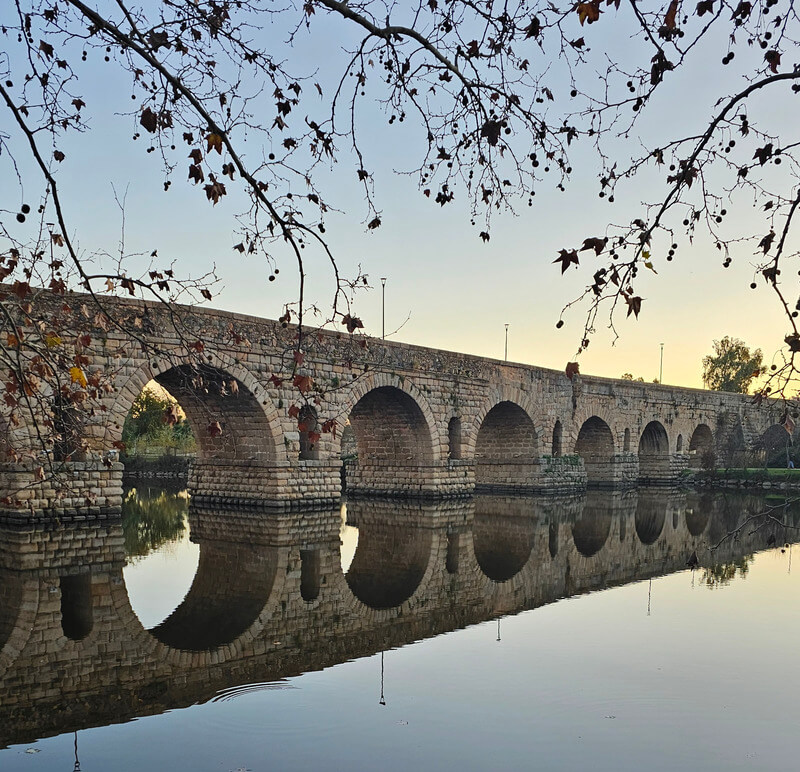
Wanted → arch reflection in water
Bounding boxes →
[473,496,537,582]
[344,499,433,609]
[122,487,199,631]
[1,487,800,750]
[634,489,668,546]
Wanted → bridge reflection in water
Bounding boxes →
[0,487,796,749]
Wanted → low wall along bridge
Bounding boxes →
[0,292,789,518]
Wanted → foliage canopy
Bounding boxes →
[702,336,764,394]
[2,0,800,465]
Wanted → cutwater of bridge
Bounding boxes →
[0,292,785,518]
[0,490,793,746]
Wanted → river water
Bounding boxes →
[0,485,798,771]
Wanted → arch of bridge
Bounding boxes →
[470,386,542,457]
[333,372,441,463]
[638,419,670,454]
[569,405,621,453]
[102,353,287,462]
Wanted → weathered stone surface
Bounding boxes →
[0,293,785,518]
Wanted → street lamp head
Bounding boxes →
[380,277,387,287]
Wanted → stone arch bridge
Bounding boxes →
[0,293,786,517]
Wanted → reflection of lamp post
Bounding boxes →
[73,731,81,771]
[504,324,509,361]
[379,650,386,705]
[496,617,501,642]
[381,277,387,340]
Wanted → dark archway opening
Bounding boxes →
[638,421,670,483]
[448,416,463,460]
[346,387,433,495]
[575,417,615,487]
[689,424,714,470]
[475,402,539,490]
[552,420,563,457]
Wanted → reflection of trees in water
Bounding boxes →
[122,487,189,561]
[702,556,753,588]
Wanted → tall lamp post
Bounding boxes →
[381,277,387,340]
[504,324,509,361]
[659,343,664,383]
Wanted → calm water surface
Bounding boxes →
[0,486,798,771]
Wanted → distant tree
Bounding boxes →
[122,389,174,445]
[121,386,195,453]
[621,373,644,382]
[702,337,764,394]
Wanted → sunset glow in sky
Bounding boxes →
[3,4,795,390]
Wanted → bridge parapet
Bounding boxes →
[0,290,786,519]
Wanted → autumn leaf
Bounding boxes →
[753,143,773,165]
[664,0,679,30]
[524,16,541,38]
[204,178,227,204]
[293,350,305,365]
[53,150,65,162]
[189,164,205,184]
[164,403,182,426]
[294,374,314,393]
[140,108,158,133]
[72,98,86,111]
[580,237,606,255]
[207,420,223,437]
[45,332,62,348]
[6,333,20,348]
[576,2,601,25]
[206,133,224,154]
[288,404,301,419]
[758,231,775,254]
[192,340,205,353]
[695,0,713,15]
[201,288,213,300]
[625,295,643,319]
[565,361,580,380]
[341,314,364,333]
[765,50,781,73]
[39,40,54,59]
[367,217,381,230]
[69,366,88,388]
[553,249,579,273]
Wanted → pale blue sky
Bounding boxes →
[2,3,794,388]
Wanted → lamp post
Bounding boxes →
[504,324,509,361]
[381,277,387,340]
[659,343,664,383]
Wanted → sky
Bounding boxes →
[2,2,795,389]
